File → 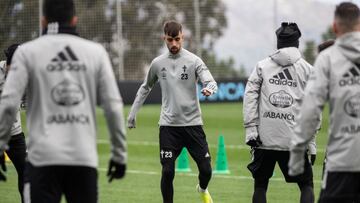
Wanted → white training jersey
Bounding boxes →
[0,27,127,168]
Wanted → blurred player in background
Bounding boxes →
[243,22,317,203]
[317,39,335,53]
[289,2,360,202]
[127,20,217,203]
[0,44,27,203]
[0,0,127,202]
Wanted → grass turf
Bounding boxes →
[0,103,329,203]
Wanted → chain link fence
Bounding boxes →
[1,0,245,81]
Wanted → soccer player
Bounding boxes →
[0,44,27,203]
[289,2,360,202]
[243,22,316,203]
[0,0,127,202]
[127,20,217,203]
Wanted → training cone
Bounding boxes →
[176,148,191,172]
[4,152,10,162]
[213,135,230,174]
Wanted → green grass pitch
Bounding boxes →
[0,103,329,202]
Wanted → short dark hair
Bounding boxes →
[43,0,75,24]
[318,39,335,53]
[335,2,360,32]
[4,44,20,65]
[163,21,182,37]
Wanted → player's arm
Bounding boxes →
[307,135,317,165]
[0,47,28,181]
[289,55,329,176]
[96,47,127,182]
[243,63,263,147]
[195,58,217,96]
[0,47,28,152]
[127,63,158,128]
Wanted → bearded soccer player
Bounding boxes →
[127,21,217,203]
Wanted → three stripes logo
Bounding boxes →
[47,46,86,72]
[339,64,360,86]
[269,68,297,87]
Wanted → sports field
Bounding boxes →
[0,103,328,203]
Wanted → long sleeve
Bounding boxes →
[243,63,263,142]
[128,63,158,120]
[196,59,217,93]
[97,48,127,164]
[307,113,322,155]
[289,55,329,175]
[0,48,28,151]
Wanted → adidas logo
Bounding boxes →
[269,68,297,87]
[339,64,360,86]
[46,46,86,72]
[205,152,210,158]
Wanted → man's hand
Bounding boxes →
[127,115,136,129]
[0,153,7,182]
[310,154,316,165]
[245,126,261,148]
[201,88,213,97]
[107,159,126,183]
[246,138,262,148]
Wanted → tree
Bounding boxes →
[303,40,316,65]
[0,1,39,55]
[120,0,228,79]
[0,0,229,80]
[302,25,336,65]
[321,26,336,41]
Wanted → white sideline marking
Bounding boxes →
[97,139,326,153]
[98,168,322,183]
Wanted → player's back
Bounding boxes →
[316,32,360,171]
[257,47,313,150]
[12,32,111,168]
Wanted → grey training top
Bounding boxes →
[290,32,360,172]
[0,30,127,168]
[129,48,217,126]
[244,47,317,152]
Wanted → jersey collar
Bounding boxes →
[168,48,184,59]
[42,22,79,36]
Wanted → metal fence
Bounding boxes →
[1,0,242,81]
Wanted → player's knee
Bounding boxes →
[254,178,269,190]
[161,164,175,180]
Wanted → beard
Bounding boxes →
[170,46,180,54]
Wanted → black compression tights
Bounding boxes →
[252,179,314,203]
[6,134,27,203]
[298,181,314,203]
[161,161,176,203]
[253,179,268,203]
[161,159,212,203]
